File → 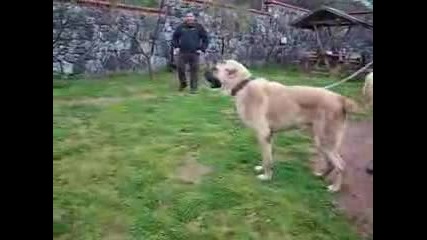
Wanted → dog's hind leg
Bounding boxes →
[255,126,274,181]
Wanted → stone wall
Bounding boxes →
[164,0,316,66]
[52,0,372,75]
[53,2,168,74]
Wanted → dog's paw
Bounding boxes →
[254,165,264,172]
[257,174,271,181]
[327,184,340,193]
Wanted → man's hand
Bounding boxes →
[196,50,203,55]
[173,48,180,55]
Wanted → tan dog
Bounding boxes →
[363,72,373,108]
[205,60,359,192]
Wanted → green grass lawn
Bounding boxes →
[53,68,365,240]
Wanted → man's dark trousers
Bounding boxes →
[177,52,199,92]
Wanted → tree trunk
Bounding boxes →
[146,56,154,81]
[265,40,278,63]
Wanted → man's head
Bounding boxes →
[183,12,196,25]
[204,60,252,90]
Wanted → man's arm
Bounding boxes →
[198,24,209,52]
[172,25,182,49]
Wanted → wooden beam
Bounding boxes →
[305,20,353,26]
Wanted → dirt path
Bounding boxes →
[338,119,373,238]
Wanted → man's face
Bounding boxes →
[184,14,195,24]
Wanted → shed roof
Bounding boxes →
[291,6,373,30]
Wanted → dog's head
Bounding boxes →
[204,60,252,91]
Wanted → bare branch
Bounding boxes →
[150,0,166,56]
[53,5,71,46]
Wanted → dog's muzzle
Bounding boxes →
[204,70,221,88]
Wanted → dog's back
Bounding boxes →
[283,85,360,114]
[241,79,358,132]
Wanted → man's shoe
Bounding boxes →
[366,160,373,175]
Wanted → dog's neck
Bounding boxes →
[231,77,254,96]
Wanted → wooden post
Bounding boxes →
[313,25,330,70]
[340,26,352,67]
[326,27,336,52]
[342,26,353,42]
[326,26,342,74]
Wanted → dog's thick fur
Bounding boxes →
[206,60,360,192]
[363,72,373,108]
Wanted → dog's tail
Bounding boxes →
[342,97,362,115]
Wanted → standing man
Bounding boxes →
[172,13,209,93]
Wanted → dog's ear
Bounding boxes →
[225,68,237,77]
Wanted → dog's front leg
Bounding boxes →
[255,129,273,181]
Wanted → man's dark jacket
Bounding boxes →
[172,22,209,53]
